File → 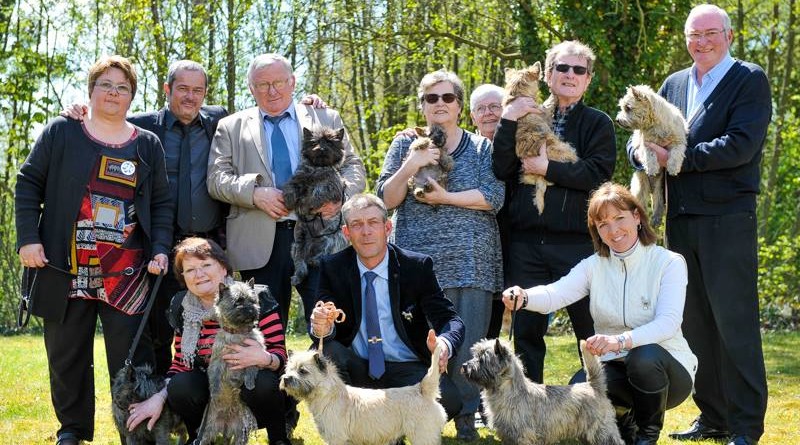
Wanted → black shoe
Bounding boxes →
[669,418,730,441]
[454,413,479,441]
[727,435,758,445]
[271,440,292,445]
[285,404,300,438]
[55,432,82,445]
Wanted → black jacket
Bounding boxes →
[316,243,465,361]
[15,117,173,321]
[492,101,616,241]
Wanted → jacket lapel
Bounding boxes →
[154,108,168,141]
[348,248,363,325]
[387,244,412,346]
[245,108,270,173]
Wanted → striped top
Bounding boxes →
[166,290,287,376]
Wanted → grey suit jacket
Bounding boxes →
[207,103,366,270]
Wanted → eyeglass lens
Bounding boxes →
[424,93,458,104]
[554,64,588,75]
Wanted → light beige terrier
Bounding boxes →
[616,84,688,227]
[504,62,579,214]
[280,344,447,445]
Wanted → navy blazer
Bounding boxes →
[127,105,228,143]
[316,243,465,362]
[628,60,771,217]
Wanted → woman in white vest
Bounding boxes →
[502,182,696,445]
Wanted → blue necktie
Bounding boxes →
[363,271,385,379]
[264,113,292,189]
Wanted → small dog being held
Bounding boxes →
[111,363,185,445]
[462,339,623,445]
[280,343,447,445]
[504,62,579,214]
[616,84,688,227]
[201,279,264,445]
[283,125,349,286]
[406,124,453,200]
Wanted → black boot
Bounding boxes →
[615,406,637,445]
[631,386,668,445]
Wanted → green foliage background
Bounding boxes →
[1,0,798,332]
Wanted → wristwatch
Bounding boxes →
[616,334,629,353]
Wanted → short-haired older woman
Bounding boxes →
[492,40,617,385]
[469,83,505,140]
[377,69,505,440]
[503,182,696,445]
[15,55,173,445]
[124,237,290,445]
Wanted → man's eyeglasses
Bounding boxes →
[94,80,132,95]
[554,64,589,76]
[423,93,458,104]
[252,78,290,92]
[181,263,216,278]
[474,104,502,115]
[685,28,726,42]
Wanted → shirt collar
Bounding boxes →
[691,52,735,85]
[356,248,390,282]
[165,107,203,131]
[259,103,298,123]
[554,101,579,119]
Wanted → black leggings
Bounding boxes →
[167,367,287,442]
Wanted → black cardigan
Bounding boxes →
[492,101,616,240]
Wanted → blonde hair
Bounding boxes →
[543,40,596,84]
[417,69,465,111]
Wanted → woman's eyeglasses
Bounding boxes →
[423,93,458,104]
[94,80,133,95]
[554,64,589,76]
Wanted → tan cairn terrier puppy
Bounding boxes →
[503,62,579,214]
[616,84,688,227]
[280,343,448,445]
[462,339,623,445]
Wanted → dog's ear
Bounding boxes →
[631,85,647,101]
[303,126,314,140]
[494,338,506,357]
[218,282,227,294]
[335,127,346,141]
[414,126,427,137]
[532,61,543,80]
[313,352,328,372]
[246,277,256,289]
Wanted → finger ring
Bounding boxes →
[131,408,136,413]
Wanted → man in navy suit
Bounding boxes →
[629,5,770,445]
[310,194,465,419]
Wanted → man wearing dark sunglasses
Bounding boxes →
[631,5,770,445]
[492,40,616,387]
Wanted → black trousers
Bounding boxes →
[667,213,767,439]
[505,239,595,383]
[323,340,463,420]
[43,298,154,441]
[239,224,319,329]
[167,367,287,442]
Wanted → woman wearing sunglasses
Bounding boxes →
[377,69,505,440]
[491,41,617,387]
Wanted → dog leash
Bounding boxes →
[123,270,165,367]
[508,289,519,342]
[314,300,346,352]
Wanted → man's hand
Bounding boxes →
[300,94,328,109]
[426,329,449,373]
[645,142,669,168]
[313,201,342,219]
[59,103,88,120]
[253,186,289,219]
[19,243,48,268]
[521,142,548,176]
[310,303,335,338]
[501,97,543,121]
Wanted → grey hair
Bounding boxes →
[342,194,388,223]
[685,4,732,33]
[544,40,596,84]
[417,69,465,110]
[469,84,505,111]
[166,60,208,89]
[247,53,293,84]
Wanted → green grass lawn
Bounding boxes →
[1,332,797,444]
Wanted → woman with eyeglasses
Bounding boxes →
[377,69,505,441]
[123,237,290,444]
[15,55,173,445]
[491,40,617,387]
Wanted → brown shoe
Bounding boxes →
[455,413,479,441]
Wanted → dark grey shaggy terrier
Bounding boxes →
[283,125,349,286]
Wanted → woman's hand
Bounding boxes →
[126,390,166,431]
[585,334,626,356]
[224,338,276,370]
[414,180,449,205]
[501,286,527,310]
[402,145,440,174]
[147,253,168,275]
[19,243,48,268]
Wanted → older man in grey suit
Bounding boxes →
[208,53,366,328]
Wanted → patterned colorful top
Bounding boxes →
[167,290,287,376]
[68,127,149,314]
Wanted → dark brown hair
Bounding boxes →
[172,237,230,286]
[87,55,138,98]
[587,182,657,257]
